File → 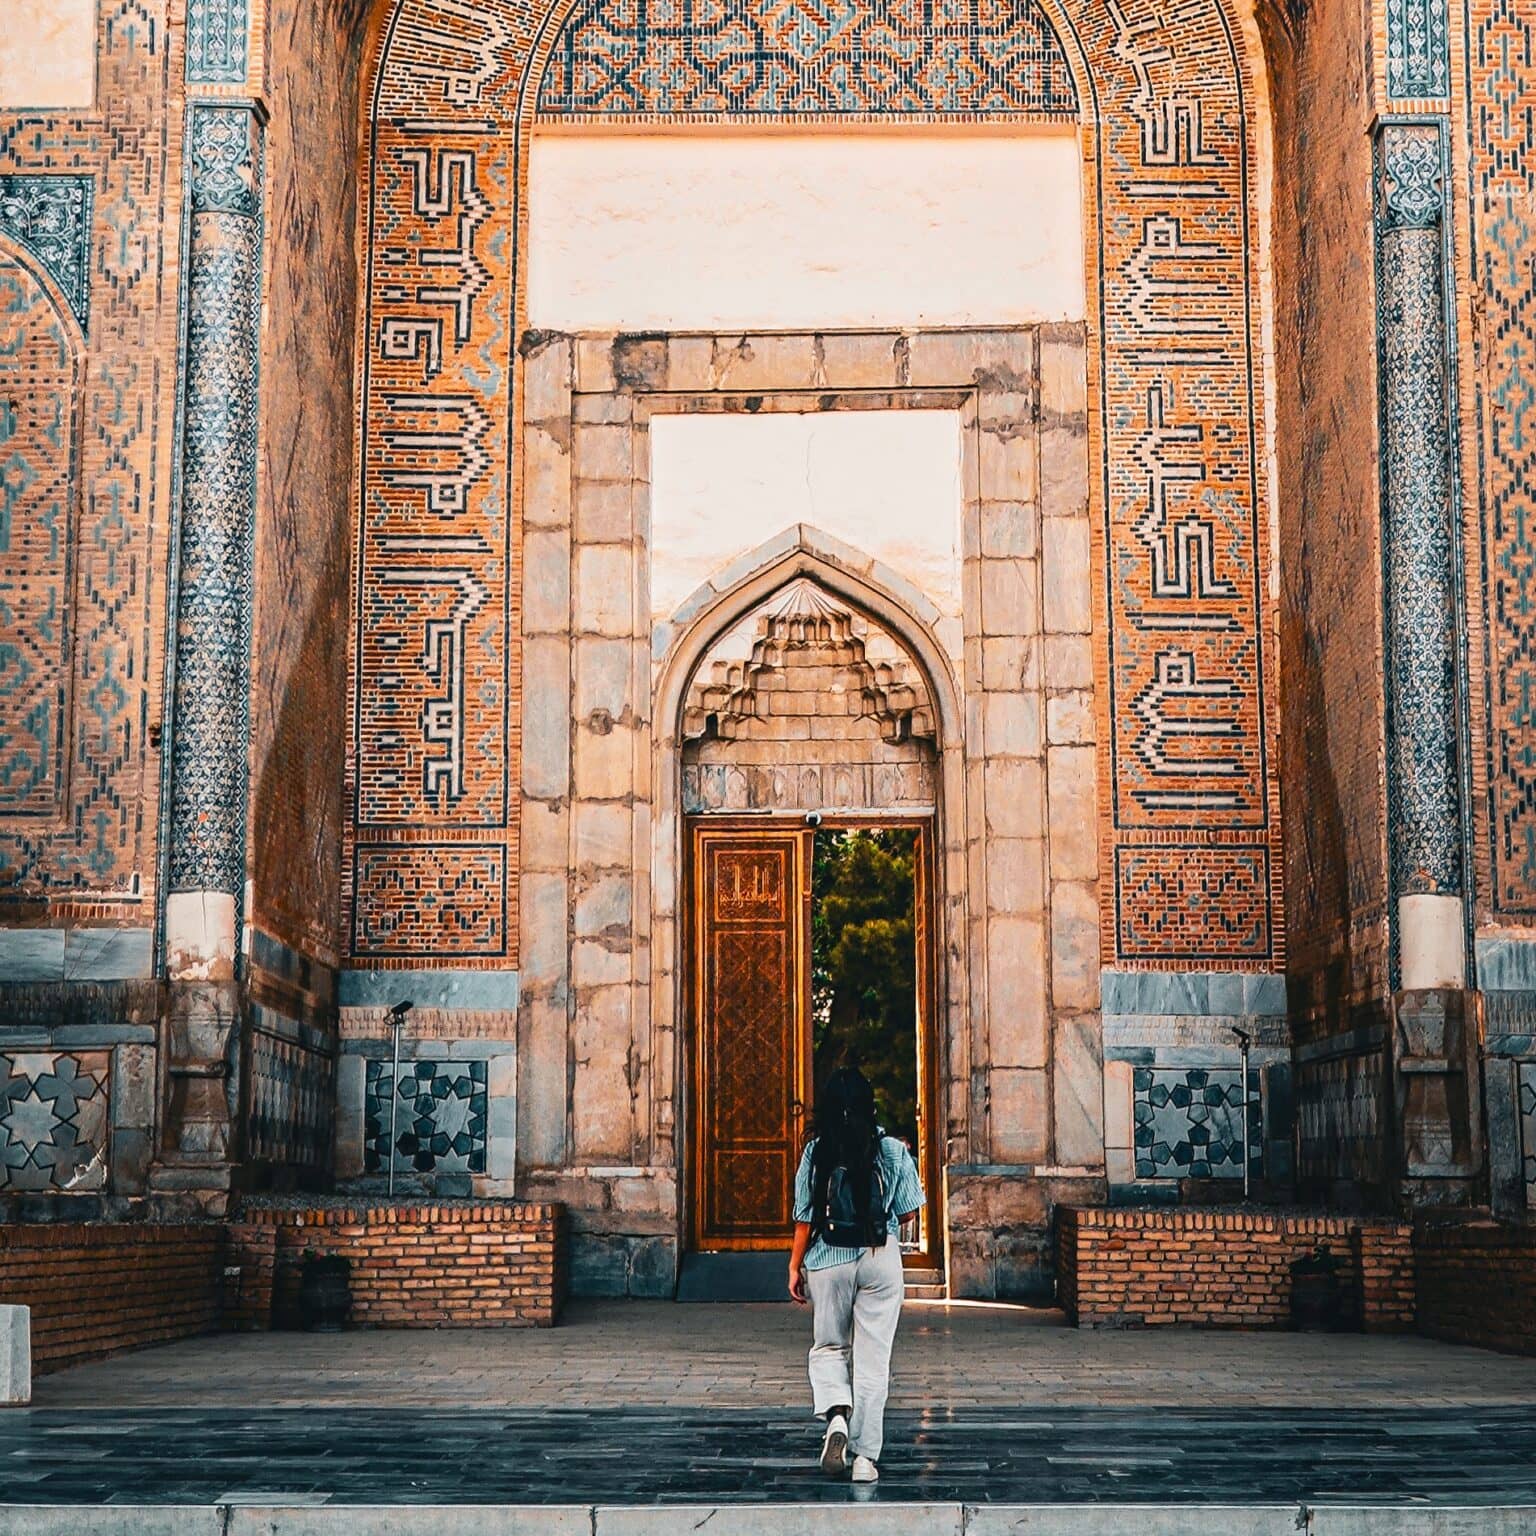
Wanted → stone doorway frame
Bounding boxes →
[656,539,968,1272]
[517,327,1097,1293]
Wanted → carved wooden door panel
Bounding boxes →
[691,823,811,1248]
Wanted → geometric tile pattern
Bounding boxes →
[1115,847,1270,962]
[1132,1066,1260,1179]
[540,0,1079,118]
[186,0,250,84]
[351,843,506,957]
[0,253,80,817]
[0,176,94,332]
[1521,1062,1535,1209]
[0,1050,109,1191]
[167,104,264,897]
[1469,0,1536,915]
[1374,121,1462,908]
[245,1027,333,1174]
[349,0,523,959]
[358,0,1281,969]
[0,6,176,897]
[364,1058,487,1175]
[1295,1050,1387,1191]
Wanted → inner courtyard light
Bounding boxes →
[527,131,1085,332]
[646,409,964,622]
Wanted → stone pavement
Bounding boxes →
[31,1299,1536,1410]
[7,1302,1536,1532]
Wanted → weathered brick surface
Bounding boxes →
[1058,1207,1414,1330]
[248,0,370,968]
[0,1224,226,1374]
[1415,1219,1536,1357]
[1267,0,1391,1039]
[240,1202,566,1328]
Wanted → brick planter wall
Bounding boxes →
[231,1201,565,1328]
[1415,1218,1536,1356]
[0,1223,226,1373]
[1058,1207,1415,1330]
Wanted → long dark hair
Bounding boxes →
[808,1066,881,1235]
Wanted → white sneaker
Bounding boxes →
[820,1414,849,1475]
[851,1454,879,1483]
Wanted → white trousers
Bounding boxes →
[806,1240,905,1461]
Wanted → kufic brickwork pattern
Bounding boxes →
[0,255,81,821]
[347,0,525,964]
[1468,0,1536,917]
[354,0,1282,971]
[0,4,177,905]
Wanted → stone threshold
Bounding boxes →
[4,1505,1534,1534]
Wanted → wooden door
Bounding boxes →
[690,822,811,1249]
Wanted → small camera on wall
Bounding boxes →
[805,810,823,827]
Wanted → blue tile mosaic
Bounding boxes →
[168,105,264,901]
[0,175,94,332]
[0,1050,109,1192]
[365,1059,487,1176]
[1133,1067,1261,1180]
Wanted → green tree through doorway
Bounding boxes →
[810,827,919,1146]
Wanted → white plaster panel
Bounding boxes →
[528,132,1084,331]
[0,0,95,107]
[648,410,962,621]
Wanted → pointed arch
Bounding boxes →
[654,530,962,760]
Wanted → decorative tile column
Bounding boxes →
[166,104,264,963]
[1374,121,1465,992]
[1373,119,1481,1200]
[158,101,265,1190]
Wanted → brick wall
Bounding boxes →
[234,1202,565,1328]
[1058,1208,1414,1330]
[1415,1218,1536,1357]
[247,0,368,967]
[0,1224,226,1374]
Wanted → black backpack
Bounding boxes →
[817,1155,888,1249]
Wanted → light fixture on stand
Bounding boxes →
[1230,1024,1252,1201]
[386,1000,414,1197]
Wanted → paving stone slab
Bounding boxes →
[227,1509,592,1535]
[595,1506,965,1535]
[967,1508,1298,1536]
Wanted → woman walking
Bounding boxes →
[788,1066,925,1484]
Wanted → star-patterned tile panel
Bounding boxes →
[1133,1066,1262,1180]
[365,1059,487,1176]
[0,1051,110,1192]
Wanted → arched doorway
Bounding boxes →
[677,580,944,1265]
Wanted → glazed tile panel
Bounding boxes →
[0,1050,108,1191]
[364,1058,488,1175]
[1132,1066,1260,1179]
[540,0,1080,118]
[353,0,1280,968]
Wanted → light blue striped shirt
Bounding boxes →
[793,1135,925,1271]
